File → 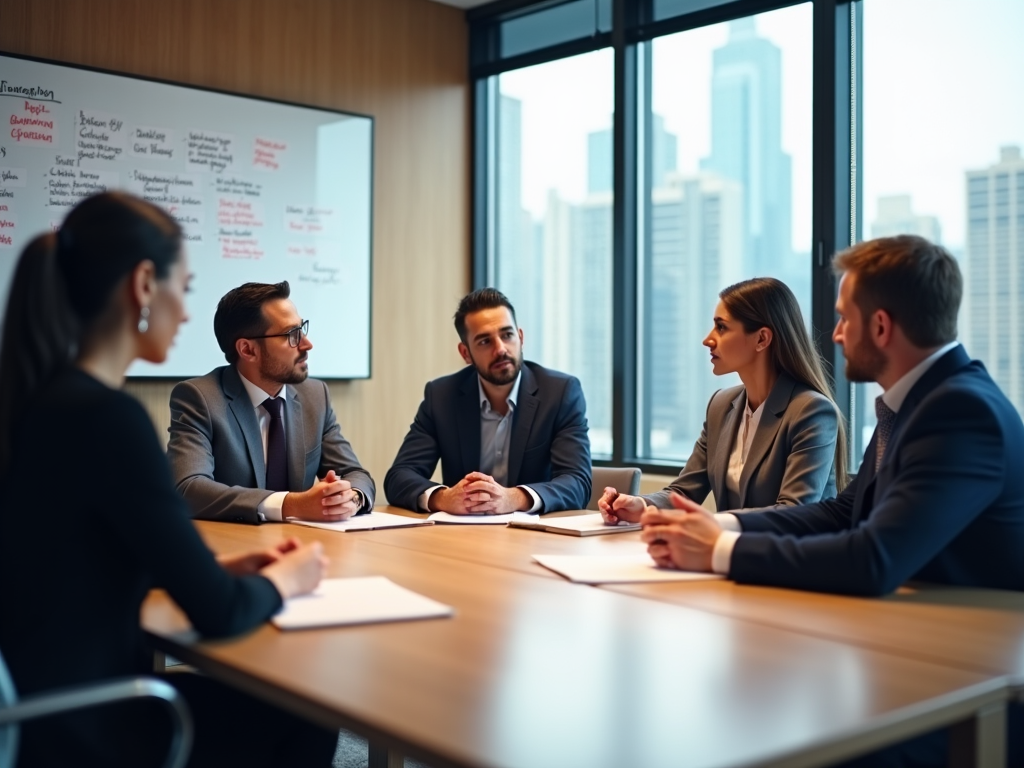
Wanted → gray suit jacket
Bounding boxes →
[167,366,374,523]
[644,373,838,511]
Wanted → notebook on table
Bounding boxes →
[289,511,433,532]
[272,576,454,630]
[508,512,640,536]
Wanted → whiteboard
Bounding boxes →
[0,52,373,379]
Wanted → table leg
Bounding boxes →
[948,700,1006,768]
[368,740,404,768]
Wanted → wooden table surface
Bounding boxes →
[351,507,646,580]
[142,519,1010,768]
[368,508,1024,692]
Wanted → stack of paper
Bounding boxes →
[427,511,538,525]
[272,576,454,630]
[532,553,725,584]
[508,512,640,536]
[289,511,433,532]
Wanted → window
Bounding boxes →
[473,0,1024,476]
[637,4,813,462]
[491,50,616,457]
[859,0,1024,458]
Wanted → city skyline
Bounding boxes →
[494,0,1024,461]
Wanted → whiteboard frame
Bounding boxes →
[0,50,375,382]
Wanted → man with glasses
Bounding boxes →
[168,281,374,523]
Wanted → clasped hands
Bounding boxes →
[599,488,723,572]
[428,471,531,515]
[282,470,363,522]
[218,536,328,599]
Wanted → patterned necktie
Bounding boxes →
[262,397,288,491]
[874,395,897,472]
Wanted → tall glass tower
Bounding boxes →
[700,18,793,282]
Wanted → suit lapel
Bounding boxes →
[852,432,879,525]
[857,345,970,524]
[456,369,481,478]
[738,374,795,505]
[223,367,267,489]
[884,345,971,465]
[508,366,539,486]
[285,389,306,490]
[711,389,745,502]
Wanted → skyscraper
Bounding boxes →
[643,172,744,459]
[496,94,545,360]
[966,145,1024,413]
[870,195,942,243]
[700,18,793,283]
[587,115,678,195]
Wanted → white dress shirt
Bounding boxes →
[710,341,963,575]
[238,372,289,523]
[418,372,541,512]
[723,395,765,506]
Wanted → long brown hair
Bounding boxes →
[720,277,849,491]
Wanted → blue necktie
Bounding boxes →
[262,397,288,491]
[874,395,896,472]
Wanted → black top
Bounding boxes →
[0,368,282,764]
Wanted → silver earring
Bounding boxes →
[138,306,150,334]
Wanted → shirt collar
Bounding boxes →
[478,370,522,413]
[238,370,289,410]
[881,341,959,413]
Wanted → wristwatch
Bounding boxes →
[350,488,365,510]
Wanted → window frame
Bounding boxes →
[470,0,861,475]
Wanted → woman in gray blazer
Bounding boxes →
[600,277,848,521]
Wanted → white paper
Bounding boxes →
[511,513,640,534]
[272,576,454,630]
[288,511,433,532]
[428,511,538,525]
[532,554,726,584]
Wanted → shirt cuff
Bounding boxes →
[518,485,542,513]
[418,485,446,512]
[715,513,741,532]
[711,530,740,575]
[258,491,288,522]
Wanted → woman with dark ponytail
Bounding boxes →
[0,192,337,767]
[601,277,847,521]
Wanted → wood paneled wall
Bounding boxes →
[0,0,469,500]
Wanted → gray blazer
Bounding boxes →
[644,373,838,511]
[167,365,375,524]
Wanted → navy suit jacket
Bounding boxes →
[384,362,591,512]
[731,345,1024,595]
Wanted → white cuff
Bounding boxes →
[258,491,288,522]
[518,485,542,513]
[711,530,740,575]
[418,485,446,511]
[715,513,741,532]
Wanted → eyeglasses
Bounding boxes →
[249,319,309,347]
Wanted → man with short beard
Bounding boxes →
[168,281,374,523]
[384,288,590,514]
[641,236,1024,595]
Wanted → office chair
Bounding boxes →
[0,648,193,768]
[588,466,642,510]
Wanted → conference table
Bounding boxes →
[141,510,1016,768]
[364,509,1024,693]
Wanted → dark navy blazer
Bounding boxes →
[384,361,591,512]
[731,345,1024,595]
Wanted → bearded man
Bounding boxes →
[168,281,374,523]
[384,288,591,514]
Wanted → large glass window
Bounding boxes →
[859,0,1024,460]
[637,4,813,463]
[492,50,615,456]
